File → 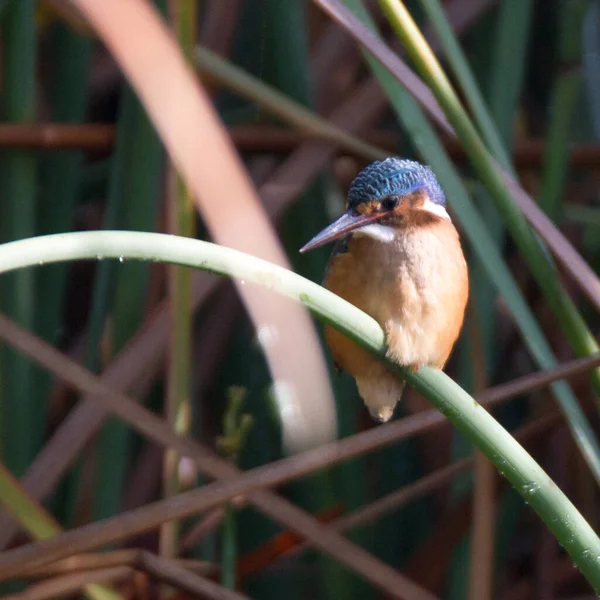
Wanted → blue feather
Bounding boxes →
[348,158,445,207]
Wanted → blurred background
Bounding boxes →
[1,0,600,598]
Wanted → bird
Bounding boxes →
[299,158,469,423]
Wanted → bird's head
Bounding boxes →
[300,158,449,252]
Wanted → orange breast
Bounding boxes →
[323,219,468,378]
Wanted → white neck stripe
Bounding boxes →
[422,197,451,221]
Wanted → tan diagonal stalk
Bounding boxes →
[468,311,494,600]
[70,0,337,455]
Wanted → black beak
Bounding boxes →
[299,210,383,253]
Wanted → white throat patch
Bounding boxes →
[353,223,396,243]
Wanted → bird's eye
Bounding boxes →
[382,196,399,210]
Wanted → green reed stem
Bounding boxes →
[0,230,599,591]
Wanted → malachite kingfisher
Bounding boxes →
[300,158,469,422]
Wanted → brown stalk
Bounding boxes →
[198,0,242,55]
[312,0,600,311]
[2,567,132,600]
[17,551,244,600]
[0,313,579,592]
[498,555,578,600]
[0,124,113,150]
[405,498,473,593]
[0,274,220,549]
[235,503,344,581]
[135,552,247,600]
[2,122,600,171]
[41,0,92,34]
[7,119,598,171]
[0,312,596,530]
[0,306,597,529]
[535,426,570,599]
[404,412,564,594]
[311,22,363,113]
[232,126,600,168]
[0,313,437,600]
[71,0,337,456]
[245,410,562,574]
[180,497,247,554]
[467,310,495,600]
[0,316,573,588]
[20,550,215,579]
[477,353,600,404]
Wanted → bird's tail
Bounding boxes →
[356,372,405,422]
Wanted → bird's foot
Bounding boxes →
[409,363,420,374]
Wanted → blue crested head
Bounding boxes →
[347,158,445,209]
[299,158,449,253]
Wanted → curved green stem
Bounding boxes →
[0,230,599,590]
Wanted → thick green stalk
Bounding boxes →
[539,69,579,221]
[161,0,196,560]
[0,0,39,476]
[37,33,93,522]
[87,90,135,523]
[37,25,92,337]
[35,25,93,529]
[486,0,534,153]
[417,0,511,171]
[538,0,587,221]
[0,230,599,590]
[377,0,600,399]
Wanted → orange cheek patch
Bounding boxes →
[397,190,428,210]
